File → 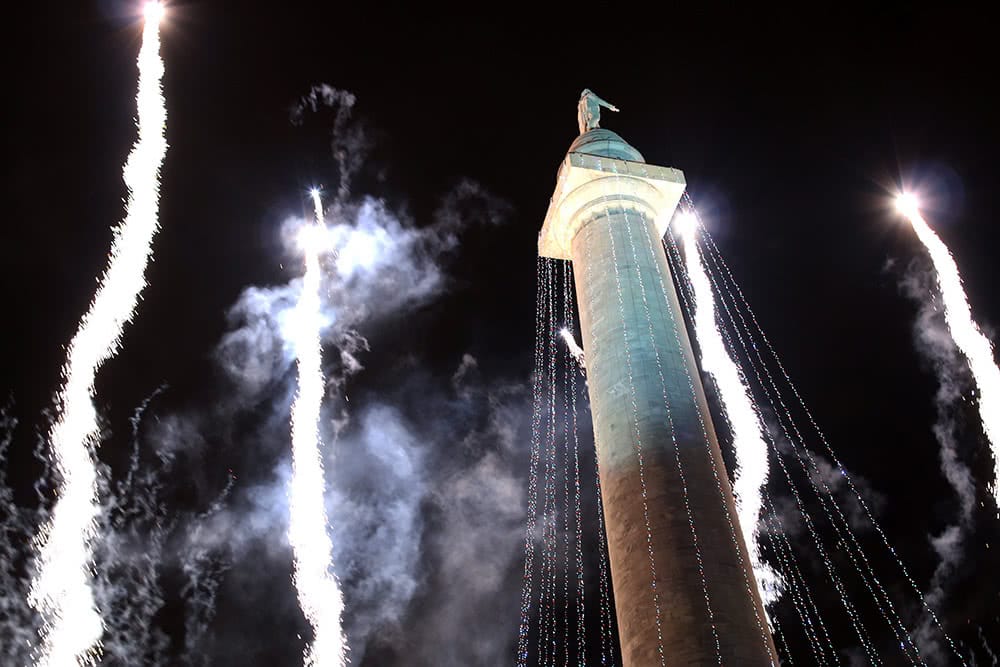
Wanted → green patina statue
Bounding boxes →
[577,88,619,135]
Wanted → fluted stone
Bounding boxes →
[538,129,776,665]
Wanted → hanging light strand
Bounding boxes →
[627,164,776,662]
[662,221,879,664]
[664,219,886,665]
[687,213,927,662]
[697,220,965,662]
[594,160,694,665]
[563,261,588,665]
[666,222,837,664]
[516,257,550,666]
[764,503,833,664]
[538,257,560,666]
[664,225,845,663]
[661,228,832,663]
[559,260,572,666]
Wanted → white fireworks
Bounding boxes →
[675,211,781,606]
[898,194,1000,498]
[558,327,586,373]
[28,4,168,665]
[287,188,349,666]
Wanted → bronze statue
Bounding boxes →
[577,88,619,134]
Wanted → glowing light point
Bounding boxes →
[143,1,165,23]
[296,224,334,254]
[895,192,920,218]
[675,210,698,241]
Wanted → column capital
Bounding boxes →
[539,151,686,260]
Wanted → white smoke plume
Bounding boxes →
[979,626,998,666]
[0,395,231,666]
[899,257,978,661]
[900,203,1000,497]
[161,130,515,662]
[6,82,516,665]
[0,406,39,661]
[290,84,367,201]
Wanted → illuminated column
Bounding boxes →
[538,129,775,665]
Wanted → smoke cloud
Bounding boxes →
[1,83,520,665]
[175,84,518,664]
[0,397,232,667]
[211,181,518,661]
[289,84,368,201]
[898,257,978,661]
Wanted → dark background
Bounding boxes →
[3,2,999,664]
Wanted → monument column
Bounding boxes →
[539,111,776,665]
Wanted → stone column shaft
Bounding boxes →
[571,201,775,666]
[539,128,775,665]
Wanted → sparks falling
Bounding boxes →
[558,327,586,373]
[28,4,168,665]
[287,188,348,667]
[898,194,1000,498]
[676,211,781,606]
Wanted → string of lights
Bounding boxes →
[663,225,842,663]
[559,260,573,666]
[697,221,966,663]
[515,257,550,666]
[592,161,683,665]
[627,166,775,663]
[662,223,881,664]
[535,259,552,667]
[688,219,926,662]
[517,168,951,666]
[668,206,943,662]
[592,442,616,665]
[664,219,832,664]
[672,208,779,613]
[562,261,588,665]
[762,499,832,664]
[520,253,619,666]
[540,256,559,666]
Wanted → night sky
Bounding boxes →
[3,3,1000,665]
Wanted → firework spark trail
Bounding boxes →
[558,327,586,373]
[28,5,167,665]
[899,196,1000,498]
[675,212,781,606]
[287,188,348,667]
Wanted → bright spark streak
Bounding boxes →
[901,199,1000,498]
[29,10,167,666]
[678,215,782,606]
[143,1,165,23]
[558,327,586,372]
[674,210,698,239]
[288,188,349,666]
[895,192,920,218]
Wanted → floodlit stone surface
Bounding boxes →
[541,129,776,665]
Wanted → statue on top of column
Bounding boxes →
[577,89,620,135]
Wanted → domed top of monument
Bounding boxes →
[569,128,645,163]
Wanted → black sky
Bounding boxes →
[3,2,1000,664]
